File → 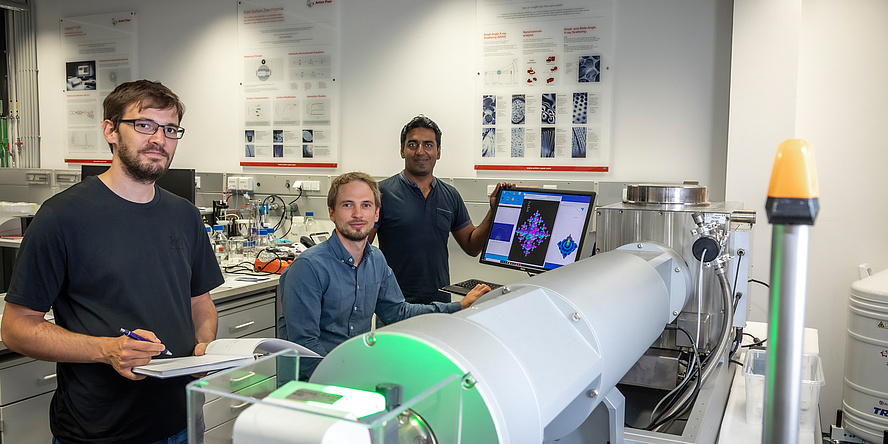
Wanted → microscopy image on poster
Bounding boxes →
[245,145,256,157]
[273,145,283,157]
[482,128,496,157]
[303,145,313,158]
[303,129,313,143]
[541,93,556,125]
[573,93,588,124]
[578,55,601,83]
[482,95,496,125]
[572,127,586,158]
[511,94,525,124]
[273,130,283,143]
[541,127,555,158]
[511,127,525,157]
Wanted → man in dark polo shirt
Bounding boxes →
[371,115,510,304]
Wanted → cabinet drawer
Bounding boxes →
[0,390,53,443]
[204,375,276,430]
[0,358,57,405]
[204,418,234,444]
[218,302,274,339]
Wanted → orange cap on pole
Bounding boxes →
[765,139,820,225]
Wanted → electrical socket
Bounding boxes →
[195,176,201,189]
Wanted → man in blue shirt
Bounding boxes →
[372,115,511,304]
[277,172,490,379]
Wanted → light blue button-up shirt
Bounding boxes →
[277,230,460,378]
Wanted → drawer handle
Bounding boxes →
[41,374,57,381]
[230,371,256,383]
[229,321,255,332]
[230,401,250,412]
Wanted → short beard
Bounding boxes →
[335,224,370,242]
[117,139,170,184]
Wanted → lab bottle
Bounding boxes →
[228,236,245,264]
[303,212,318,236]
[256,228,270,250]
[212,225,229,266]
[265,227,277,246]
[290,215,305,241]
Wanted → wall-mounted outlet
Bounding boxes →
[227,176,239,190]
[195,176,201,189]
[238,177,254,192]
[306,181,321,191]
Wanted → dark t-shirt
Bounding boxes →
[5,176,223,444]
[376,172,471,304]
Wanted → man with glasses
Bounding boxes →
[2,80,223,443]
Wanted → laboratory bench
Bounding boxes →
[0,272,280,444]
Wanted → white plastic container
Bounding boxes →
[742,348,824,431]
[842,266,888,444]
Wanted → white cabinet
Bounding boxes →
[204,289,278,441]
[0,354,56,443]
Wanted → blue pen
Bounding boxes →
[119,328,173,356]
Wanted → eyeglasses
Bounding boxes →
[118,119,185,140]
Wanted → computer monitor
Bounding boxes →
[80,165,196,204]
[480,187,596,274]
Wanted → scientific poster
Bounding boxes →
[61,12,137,164]
[475,0,613,172]
[238,0,340,168]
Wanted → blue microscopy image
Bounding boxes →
[245,144,255,157]
[541,93,556,124]
[482,128,496,157]
[303,144,313,158]
[511,94,525,124]
[573,93,588,124]
[273,130,283,143]
[572,127,587,158]
[578,55,601,83]
[302,129,313,143]
[482,95,496,125]
[541,127,555,158]
[273,144,283,158]
[511,127,525,158]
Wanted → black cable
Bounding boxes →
[749,278,770,289]
[647,325,704,430]
[733,251,744,299]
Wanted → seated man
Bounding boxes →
[277,172,490,379]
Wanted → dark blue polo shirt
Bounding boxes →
[376,171,472,304]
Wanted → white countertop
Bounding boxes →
[717,321,822,443]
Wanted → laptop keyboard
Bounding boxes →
[441,278,503,295]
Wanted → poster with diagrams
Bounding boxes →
[475,0,613,172]
[238,0,339,168]
[60,12,137,163]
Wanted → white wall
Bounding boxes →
[729,0,888,429]
[33,0,732,199]
[31,0,887,433]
